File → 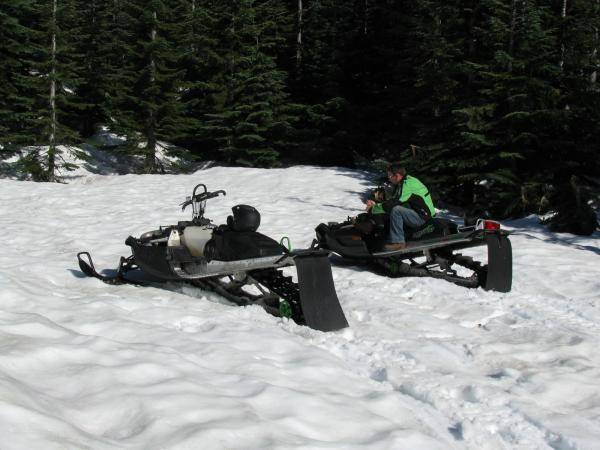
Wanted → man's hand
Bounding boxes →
[373,190,384,202]
[365,199,376,211]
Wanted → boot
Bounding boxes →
[383,242,407,251]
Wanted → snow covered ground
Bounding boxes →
[1,166,599,449]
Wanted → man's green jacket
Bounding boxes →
[371,175,436,219]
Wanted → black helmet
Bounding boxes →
[228,204,261,232]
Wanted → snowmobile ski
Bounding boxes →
[76,183,348,332]
[77,252,137,285]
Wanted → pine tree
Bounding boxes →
[69,0,122,138]
[110,0,187,172]
[201,0,296,167]
[426,0,562,216]
[553,0,600,180]
[1,0,83,181]
[372,1,466,201]
[0,0,38,154]
[282,1,359,165]
[174,0,225,154]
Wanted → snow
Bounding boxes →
[0,133,204,180]
[1,165,599,449]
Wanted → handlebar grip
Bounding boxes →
[195,190,226,201]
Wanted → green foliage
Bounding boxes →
[0,0,598,234]
[108,0,188,172]
[15,150,49,182]
[0,0,42,150]
[197,0,295,167]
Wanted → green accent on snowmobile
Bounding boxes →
[411,224,435,239]
[280,236,292,251]
[279,300,293,318]
[387,260,400,275]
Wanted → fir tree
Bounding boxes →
[202,0,296,167]
[0,0,38,154]
[110,0,187,172]
[69,0,121,138]
[2,0,83,180]
[175,0,225,154]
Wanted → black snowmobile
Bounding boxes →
[315,211,512,292]
[77,183,348,332]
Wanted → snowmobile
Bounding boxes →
[77,183,348,332]
[314,211,512,292]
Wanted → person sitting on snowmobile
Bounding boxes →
[365,163,436,251]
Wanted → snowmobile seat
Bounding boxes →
[203,205,284,261]
[352,212,458,244]
[405,217,458,241]
[204,226,287,261]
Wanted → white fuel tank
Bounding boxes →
[180,226,213,257]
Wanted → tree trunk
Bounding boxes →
[560,0,567,69]
[592,0,599,84]
[508,0,516,73]
[433,9,442,117]
[226,13,235,105]
[48,0,58,181]
[296,0,302,67]
[466,2,478,86]
[145,10,157,172]
[363,0,368,35]
[190,0,197,53]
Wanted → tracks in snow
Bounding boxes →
[291,271,593,449]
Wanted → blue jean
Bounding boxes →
[389,206,426,243]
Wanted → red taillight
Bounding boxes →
[476,219,501,230]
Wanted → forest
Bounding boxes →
[0,0,598,233]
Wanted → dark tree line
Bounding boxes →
[0,0,598,232]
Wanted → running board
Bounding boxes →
[484,234,512,292]
[294,253,349,332]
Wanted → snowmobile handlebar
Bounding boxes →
[180,188,226,211]
[197,190,226,201]
[190,183,226,202]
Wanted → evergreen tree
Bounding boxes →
[2,0,83,180]
[0,0,38,154]
[417,0,563,216]
[175,0,225,154]
[371,1,466,202]
[553,0,600,181]
[202,0,296,167]
[110,0,187,172]
[39,0,83,180]
[70,0,123,138]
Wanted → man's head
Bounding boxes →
[386,162,406,185]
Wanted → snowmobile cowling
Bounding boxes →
[77,183,348,332]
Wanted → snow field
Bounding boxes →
[0,166,599,449]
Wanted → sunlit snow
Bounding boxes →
[0,165,599,449]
